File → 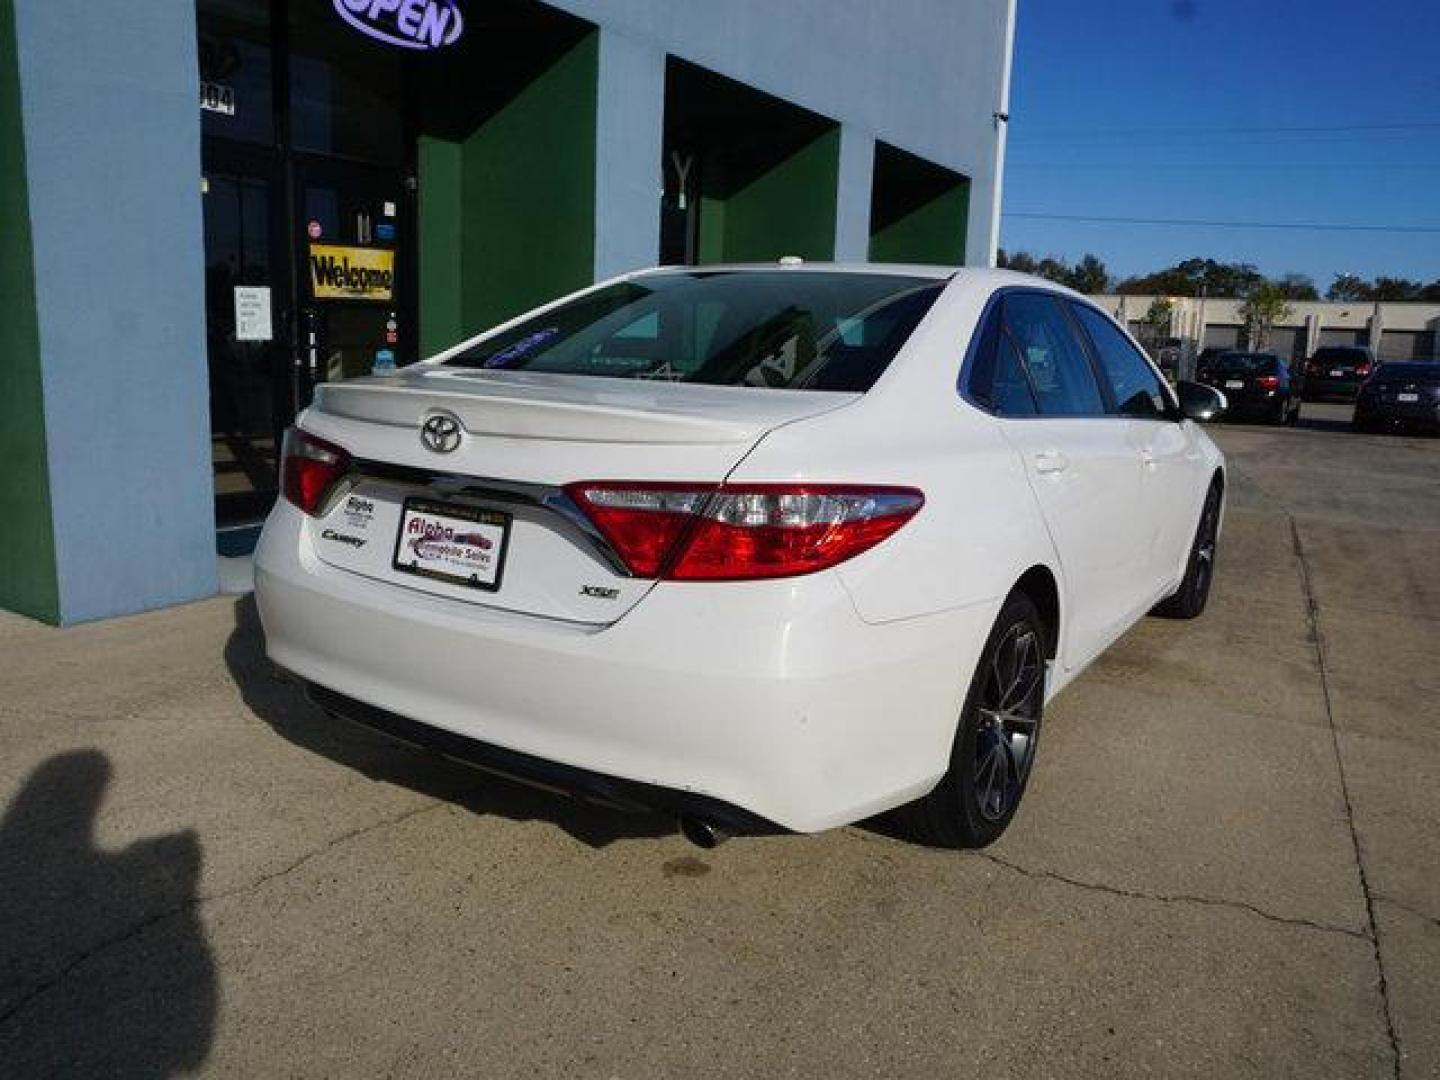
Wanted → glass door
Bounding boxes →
[203,140,288,526]
[294,157,413,405]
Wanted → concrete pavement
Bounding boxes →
[0,401,1434,1077]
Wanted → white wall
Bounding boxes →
[561,0,1015,274]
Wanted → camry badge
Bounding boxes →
[420,412,462,454]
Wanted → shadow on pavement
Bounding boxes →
[224,595,676,849]
[0,752,215,1076]
[1295,412,1353,434]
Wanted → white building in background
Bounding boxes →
[1093,294,1440,362]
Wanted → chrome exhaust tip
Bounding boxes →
[678,815,730,850]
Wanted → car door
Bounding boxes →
[969,291,1148,671]
[1068,301,1206,593]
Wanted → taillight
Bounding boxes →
[1254,375,1280,390]
[281,427,352,515]
[565,482,923,581]
[1354,363,1372,378]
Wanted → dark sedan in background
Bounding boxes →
[1353,362,1440,433]
[1303,345,1376,401]
[1200,352,1303,425]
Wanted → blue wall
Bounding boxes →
[14,0,216,622]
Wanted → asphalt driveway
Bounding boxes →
[1,401,1435,1077]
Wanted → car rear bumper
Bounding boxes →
[1220,394,1284,417]
[254,502,994,833]
[1304,377,1363,400]
[1355,399,1440,426]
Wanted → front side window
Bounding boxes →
[1000,294,1106,416]
[1070,303,1171,419]
[445,271,945,393]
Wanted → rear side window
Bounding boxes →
[445,271,944,393]
[1069,303,1171,419]
[999,294,1106,416]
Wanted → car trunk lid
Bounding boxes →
[296,367,858,625]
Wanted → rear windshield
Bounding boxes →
[444,270,945,392]
[1312,347,1367,362]
[1212,353,1279,374]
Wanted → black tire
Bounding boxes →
[1152,480,1222,620]
[904,592,1047,849]
[1286,399,1301,426]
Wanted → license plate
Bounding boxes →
[393,498,510,591]
[1330,369,1344,377]
[1225,379,1244,389]
[1398,392,1419,402]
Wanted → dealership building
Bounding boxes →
[0,0,1016,624]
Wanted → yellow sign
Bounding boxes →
[308,244,395,301]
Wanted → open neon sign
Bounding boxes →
[333,0,464,51]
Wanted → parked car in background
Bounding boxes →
[1303,345,1376,401]
[1353,361,1440,433]
[1194,346,1232,384]
[1200,352,1303,425]
[255,266,1229,851]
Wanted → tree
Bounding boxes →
[995,250,1110,293]
[1326,274,1369,302]
[999,250,1038,275]
[1239,282,1292,351]
[1370,277,1423,301]
[1034,257,1070,284]
[1274,273,1319,301]
[1116,258,1263,298]
[1067,254,1110,294]
[1421,280,1440,303]
[1139,297,1174,350]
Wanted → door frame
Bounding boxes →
[200,0,423,525]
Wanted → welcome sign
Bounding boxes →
[332,0,464,51]
[309,245,395,301]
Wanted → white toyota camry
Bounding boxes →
[255,265,1226,848]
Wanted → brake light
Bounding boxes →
[565,482,924,581]
[1255,375,1280,390]
[281,427,352,515]
[1354,363,1372,377]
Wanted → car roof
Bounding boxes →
[634,262,958,281]
[630,264,1097,299]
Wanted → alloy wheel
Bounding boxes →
[972,621,1044,823]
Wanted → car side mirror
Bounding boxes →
[1176,380,1226,422]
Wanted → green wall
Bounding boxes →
[0,0,58,622]
[698,129,840,264]
[418,137,463,357]
[418,33,598,353]
[869,181,970,265]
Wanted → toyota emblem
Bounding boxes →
[420,412,462,454]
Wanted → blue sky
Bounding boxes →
[1000,0,1440,288]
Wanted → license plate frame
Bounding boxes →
[1397,392,1420,403]
[392,497,511,593]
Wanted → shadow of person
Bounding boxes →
[223,594,677,849]
[0,751,215,1076]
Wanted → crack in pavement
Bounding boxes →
[1277,492,1404,1080]
[1225,464,1406,1077]
[0,794,464,1034]
[973,850,1370,940]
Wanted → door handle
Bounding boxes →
[1033,450,1069,475]
[1140,448,1158,470]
